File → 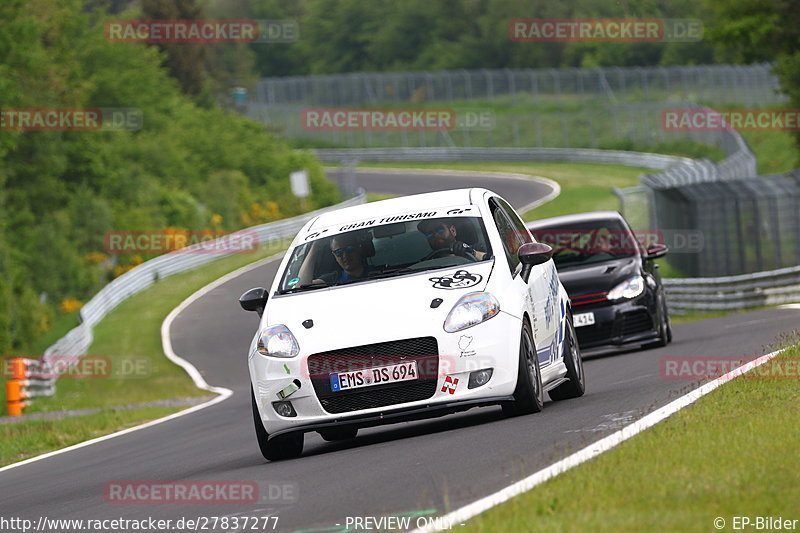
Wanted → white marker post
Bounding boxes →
[290,169,310,210]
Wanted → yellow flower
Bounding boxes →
[59,298,83,314]
[84,251,108,264]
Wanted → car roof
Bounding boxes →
[307,188,491,231]
[526,210,624,229]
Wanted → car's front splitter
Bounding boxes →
[267,395,515,440]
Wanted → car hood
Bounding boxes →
[556,257,639,298]
[264,262,493,354]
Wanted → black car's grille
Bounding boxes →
[621,310,654,336]
[307,337,439,414]
[576,323,614,346]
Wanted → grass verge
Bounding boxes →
[0,407,181,467]
[463,339,800,533]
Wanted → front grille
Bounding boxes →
[621,311,653,336]
[307,337,439,414]
[576,323,614,346]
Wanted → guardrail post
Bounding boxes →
[6,358,28,416]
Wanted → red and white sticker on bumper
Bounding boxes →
[441,375,459,394]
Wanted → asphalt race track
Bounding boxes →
[1,169,798,532]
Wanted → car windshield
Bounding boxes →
[529,218,639,270]
[278,216,492,293]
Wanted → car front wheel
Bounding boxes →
[251,387,304,461]
[549,313,585,401]
[503,319,544,416]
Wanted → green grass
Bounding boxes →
[740,129,798,175]
[464,340,800,533]
[0,407,181,467]
[366,192,399,203]
[28,311,81,356]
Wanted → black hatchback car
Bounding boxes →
[527,211,672,352]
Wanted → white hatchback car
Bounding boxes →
[240,188,584,460]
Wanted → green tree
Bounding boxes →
[705,0,800,158]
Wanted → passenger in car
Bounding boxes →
[318,232,374,284]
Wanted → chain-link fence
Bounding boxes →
[256,63,783,107]
[654,171,800,277]
[248,64,784,151]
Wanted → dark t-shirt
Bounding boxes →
[319,266,372,284]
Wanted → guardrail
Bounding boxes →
[6,193,366,416]
[313,147,686,169]
[663,266,800,312]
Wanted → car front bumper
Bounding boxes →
[249,311,523,436]
[572,294,659,350]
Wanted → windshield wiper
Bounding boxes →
[279,280,328,294]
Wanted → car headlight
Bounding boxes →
[606,275,645,300]
[256,324,300,358]
[443,292,500,333]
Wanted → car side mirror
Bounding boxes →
[518,242,553,282]
[239,287,268,316]
[644,243,668,260]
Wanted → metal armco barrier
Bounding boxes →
[663,265,800,312]
[12,194,366,415]
[5,358,58,416]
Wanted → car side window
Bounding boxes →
[489,197,522,274]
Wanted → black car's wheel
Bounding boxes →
[549,313,585,401]
[503,319,544,416]
[318,427,358,441]
[251,387,304,461]
[651,296,671,348]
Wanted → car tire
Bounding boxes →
[318,427,358,441]
[251,387,304,461]
[503,319,544,416]
[549,313,585,401]
[651,297,671,348]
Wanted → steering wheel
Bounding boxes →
[421,247,453,261]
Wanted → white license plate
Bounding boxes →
[330,361,418,392]
[573,312,596,327]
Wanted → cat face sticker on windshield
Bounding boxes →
[429,270,482,289]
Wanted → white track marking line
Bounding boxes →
[779,304,800,310]
[0,251,285,474]
[412,347,788,532]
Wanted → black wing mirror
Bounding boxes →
[644,243,668,260]
[518,242,553,282]
[239,287,268,316]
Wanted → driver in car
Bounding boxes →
[417,219,486,261]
